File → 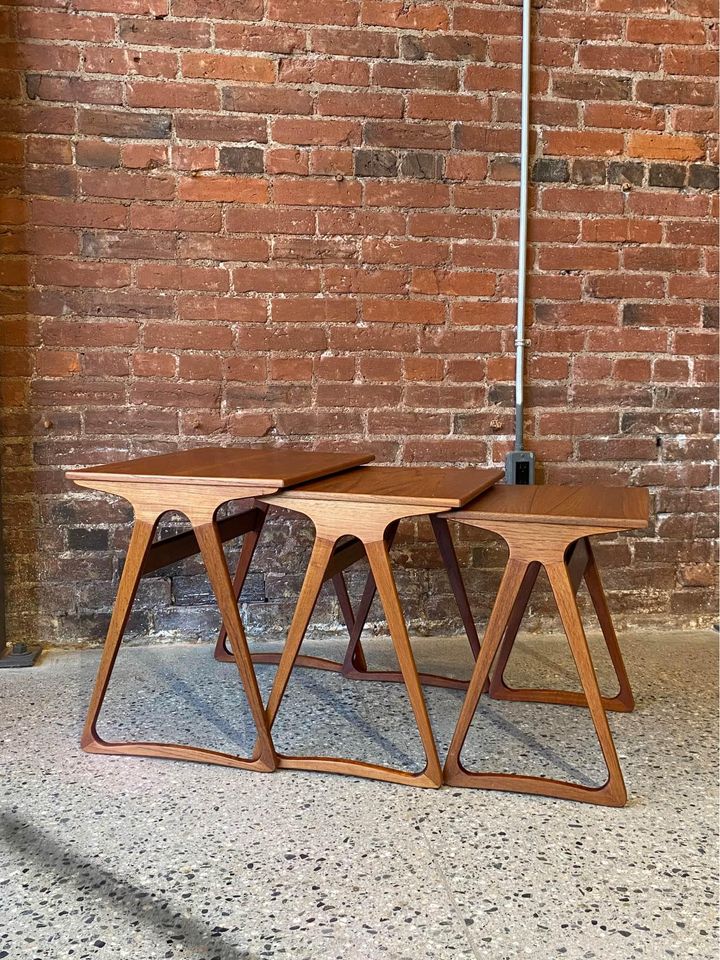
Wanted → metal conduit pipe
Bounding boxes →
[505,0,536,485]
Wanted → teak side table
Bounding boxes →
[439,484,650,807]
[66,447,373,773]
[251,465,504,789]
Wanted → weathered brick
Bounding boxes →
[689,163,720,190]
[702,305,719,329]
[637,78,716,105]
[627,18,706,45]
[119,17,212,46]
[219,146,264,174]
[571,159,606,185]
[532,158,569,183]
[553,74,631,101]
[67,528,110,551]
[607,160,645,186]
[354,149,398,178]
[648,163,687,188]
[182,53,275,82]
[222,86,312,115]
[273,119,360,147]
[78,109,172,139]
[373,62,458,92]
[544,131,624,157]
[401,152,443,180]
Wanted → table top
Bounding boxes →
[66,447,374,489]
[448,484,650,529]
[276,465,504,508]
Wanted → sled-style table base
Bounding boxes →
[255,465,503,789]
[440,484,649,807]
[66,447,372,773]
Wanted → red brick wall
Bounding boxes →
[1,0,717,646]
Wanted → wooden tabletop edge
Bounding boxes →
[65,453,375,486]
[452,468,505,507]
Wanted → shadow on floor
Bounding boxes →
[0,809,256,960]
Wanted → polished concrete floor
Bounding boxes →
[0,630,717,960]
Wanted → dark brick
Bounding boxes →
[649,163,686,188]
[219,146,264,174]
[171,575,214,606]
[25,75,42,100]
[702,304,719,329]
[67,528,109,551]
[172,572,267,605]
[488,384,513,405]
[58,610,150,642]
[623,303,663,326]
[572,159,606,185]
[554,75,631,101]
[78,108,172,139]
[623,304,641,326]
[354,149,398,178]
[399,36,426,60]
[401,152,443,180]
[75,141,121,169]
[608,161,645,186]
[532,158,568,183]
[689,163,719,191]
[239,572,267,602]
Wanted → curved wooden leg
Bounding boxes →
[340,557,377,675]
[247,558,374,679]
[195,520,276,772]
[214,504,268,663]
[81,515,159,753]
[339,520,398,677]
[364,538,442,787]
[443,558,532,785]
[545,561,627,806]
[430,515,481,659]
[83,511,276,773]
[243,536,373,678]
[333,572,368,669]
[488,561,540,700]
[445,555,628,807]
[584,543,635,712]
[241,517,473,692]
[489,543,633,714]
[263,536,338,732]
[265,534,442,787]
[340,519,472,691]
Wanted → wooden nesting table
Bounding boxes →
[438,484,650,807]
[66,447,373,773]
[68,446,648,807]
[254,465,503,788]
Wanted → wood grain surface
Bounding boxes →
[272,465,504,507]
[66,446,373,488]
[448,484,650,529]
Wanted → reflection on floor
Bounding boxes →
[1,631,717,960]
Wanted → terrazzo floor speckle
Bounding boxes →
[0,631,717,960]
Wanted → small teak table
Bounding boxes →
[253,465,503,789]
[66,447,373,773]
[438,484,650,806]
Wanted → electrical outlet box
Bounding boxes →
[505,450,535,485]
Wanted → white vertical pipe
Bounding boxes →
[514,0,532,452]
